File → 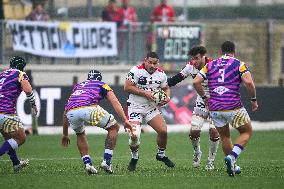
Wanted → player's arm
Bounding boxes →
[240,62,258,112]
[124,80,154,101]
[20,72,38,116]
[241,72,258,112]
[106,91,133,133]
[167,73,186,87]
[167,63,194,87]
[193,74,206,98]
[62,110,70,148]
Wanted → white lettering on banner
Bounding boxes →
[40,88,61,125]
[7,20,117,58]
[17,90,41,125]
[157,26,200,39]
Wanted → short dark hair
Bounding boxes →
[10,56,26,71]
[146,52,159,59]
[221,41,235,54]
[188,46,207,56]
[87,70,102,81]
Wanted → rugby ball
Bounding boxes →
[152,90,167,105]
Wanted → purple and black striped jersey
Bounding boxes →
[0,69,29,114]
[65,80,112,111]
[199,55,250,111]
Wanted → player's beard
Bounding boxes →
[147,67,156,74]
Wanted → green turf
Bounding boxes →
[0,130,283,189]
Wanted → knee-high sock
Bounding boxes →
[0,139,18,156]
[7,149,20,166]
[208,139,219,162]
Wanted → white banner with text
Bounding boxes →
[7,20,117,58]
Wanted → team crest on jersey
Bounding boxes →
[213,86,229,95]
[138,76,147,85]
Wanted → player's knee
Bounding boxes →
[189,129,200,139]
[191,115,205,131]
[17,128,27,145]
[209,128,219,141]
[108,123,119,133]
[129,136,140,148]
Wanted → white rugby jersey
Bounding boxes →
[180,61,209,95]
[126,63,168,105]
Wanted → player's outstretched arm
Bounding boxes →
[124,80,155,101]
[167,73,185,87]
[21,79,38,116]
[241,72,258,112]
[62,110,70,148]
[106,91,133,134]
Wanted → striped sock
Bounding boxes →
[131,149,139,159]
[157,148,166,158]
[230,144,244,160]
[0,141,13,156]
[103,149,113,165]
[82,155,92,165]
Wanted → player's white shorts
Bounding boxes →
[0,114,24,133]
[127,102,161,123]
[209,107,251,128]
[193,95,209,117]
[66,105,117,134]
[191,95,216,130]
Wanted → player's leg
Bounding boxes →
[87,105,119,173]
[147,112,175,168]
[189,114,204,168]
[67,109,97,174]
[127,121,141,171]
[225,108,252,175]
[205,121,220,170]
[0,115,28,172]
[126,105,143,171]
[215,124,232,156]
[190,97,209,168]
[101,122,119,174]
[210,111,236,176]
[215,123,236,176]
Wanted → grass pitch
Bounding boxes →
[0,130,283,189]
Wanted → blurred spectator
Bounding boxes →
[150,0,176,22]
[25,2,50,64]
[102,0,124,28]
[147,0,176,53]
[26,2,50,21]
[120,0,138,28]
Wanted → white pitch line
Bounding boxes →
[34,121,284,135]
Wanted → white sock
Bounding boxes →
[191,137,201,154]
[157,148,166,158]
[8,139,18,150]
[208,139,219,161]
[104,149,113,155]
[131,150,139,159]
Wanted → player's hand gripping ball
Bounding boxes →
[152,90,167,105]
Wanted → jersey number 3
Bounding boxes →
[218,69,225,82]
